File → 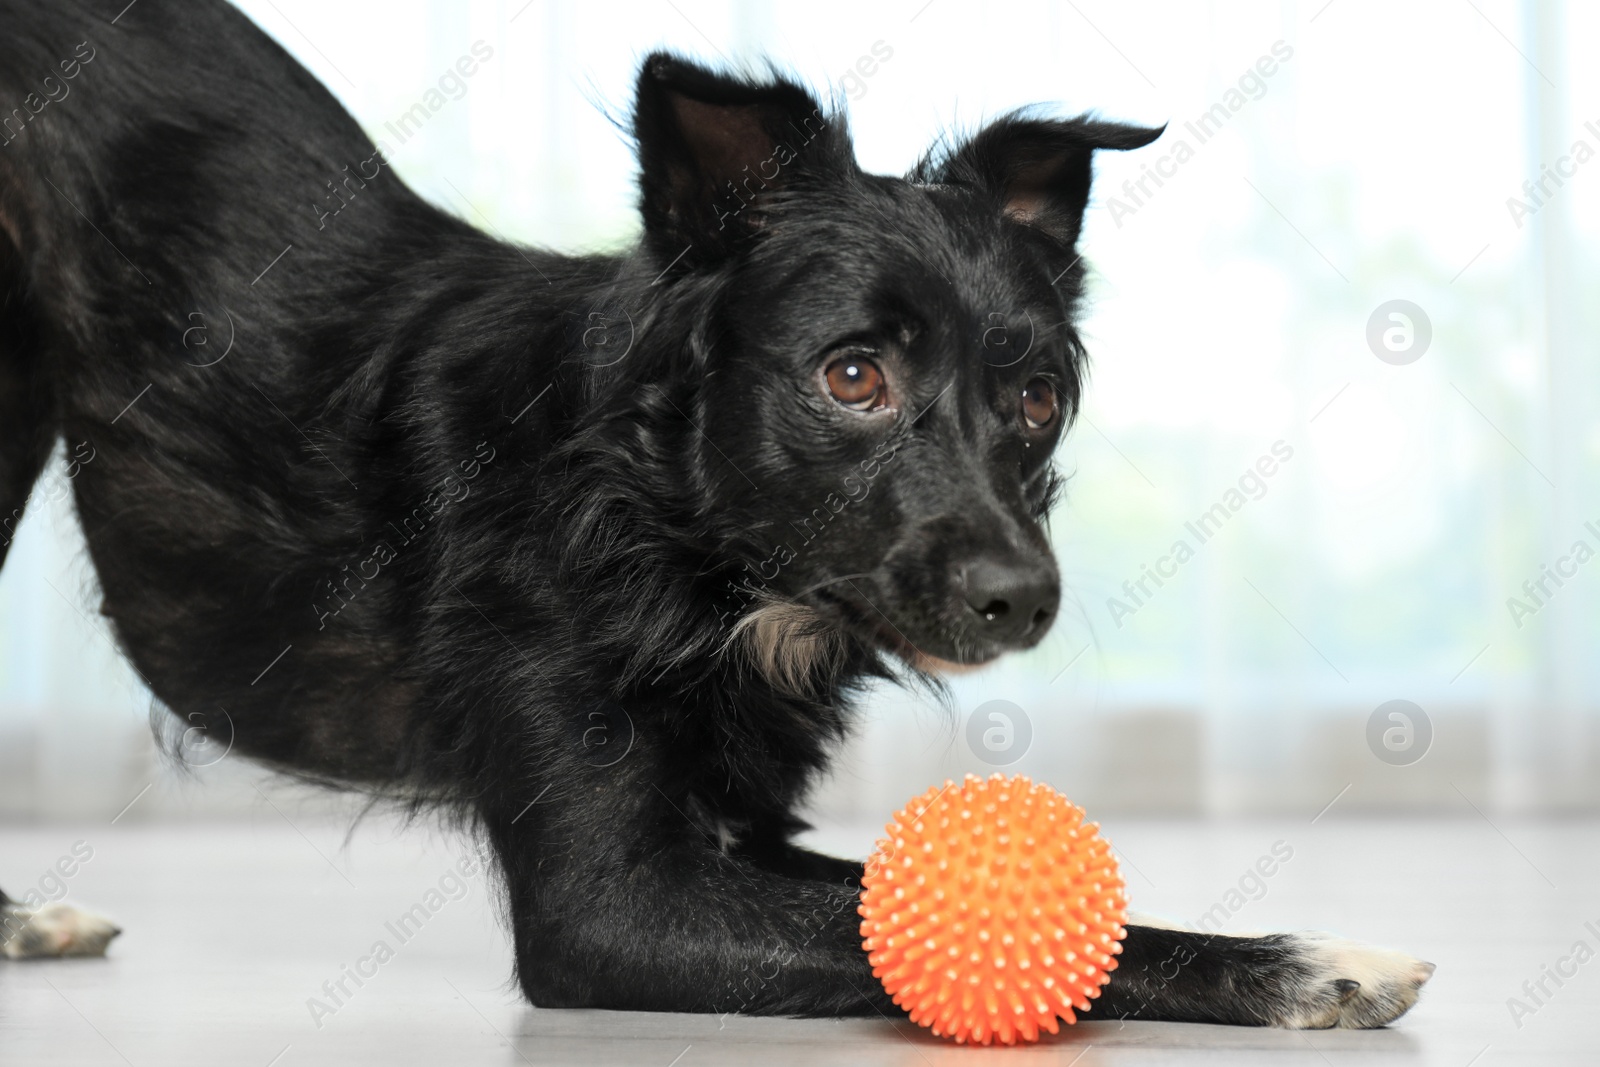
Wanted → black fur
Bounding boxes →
[0,0,1413,1027]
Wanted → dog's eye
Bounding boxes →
[1021,378,1058,430]
[824,357,886,412]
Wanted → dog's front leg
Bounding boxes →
[482,765,894,1017]
[1089,922,1435,1029]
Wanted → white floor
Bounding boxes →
[2,810,1597,1066]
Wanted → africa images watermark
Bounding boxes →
[1505,517,1600,630]
[1107,440,1294,628]
[1505,114,1600,229]
[374,40,495,154]
[313,441,497,630]
[718,881,860,1020]
[1366,299,1432,365]
[1104,40,1294,228]
[1105,839,1297,1020]
[709,108,829,231]
[0,39,97,148]
[1505,915,1600,1030]
[838,40,894,102]
[965,699,1031,767]
[1194,840,1294,934]
[1,440,96,548]
[311,41,495,233]
[716,439,899,626]
[304,844,492,1029]
[0,841,97,949]
[1367,699,1432,767]
[312,147,392,232]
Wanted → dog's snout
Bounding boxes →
[959,557,1058,642]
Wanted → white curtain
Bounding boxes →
[1,0,1594,821]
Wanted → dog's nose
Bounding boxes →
[960,558,1059,643]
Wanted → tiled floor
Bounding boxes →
[2,810,1596,1065]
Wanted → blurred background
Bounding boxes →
[1,0,1595,824]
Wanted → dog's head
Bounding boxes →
[629,54,1159,675]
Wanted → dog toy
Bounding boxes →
[858,772,1127,1045]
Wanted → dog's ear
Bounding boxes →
[634,52,844,269]
[918,114,1163,248]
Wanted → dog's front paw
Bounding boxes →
[1,901,122,959]
[1271,932,1434,1029]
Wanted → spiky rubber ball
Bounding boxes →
[858,773,1127,1045]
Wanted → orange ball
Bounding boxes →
[858,773,1127,1046]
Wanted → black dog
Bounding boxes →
[0,0,1431,1027]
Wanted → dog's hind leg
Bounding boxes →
[0,225,57,571]
[0,231,119,960]
[0,888,121,959]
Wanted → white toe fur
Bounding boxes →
[1,901,122,959]
[1277,932,1435,1028]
